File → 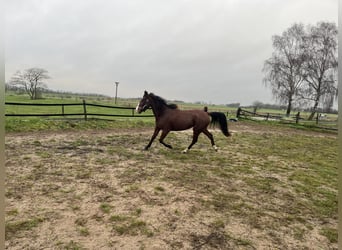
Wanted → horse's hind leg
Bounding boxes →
[159,130,172,149]
[183,130,200,153]
[203,129,218,151]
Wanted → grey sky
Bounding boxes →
[5,0,337,105]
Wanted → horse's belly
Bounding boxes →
[171,124,193,131]
[170,112,209,131]
[160,117,192,131]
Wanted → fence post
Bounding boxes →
[236,107,241,118]
[316,113,319,124]
[83,100,87,121]
[266,113,269,121]
[296,112,300,124]
[62,104,65,116]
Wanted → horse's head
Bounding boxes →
[136,90,151,113]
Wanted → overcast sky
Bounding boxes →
[5,0,337,105]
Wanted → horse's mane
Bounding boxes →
[150,93,178,110]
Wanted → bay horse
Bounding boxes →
[136,91,231,153]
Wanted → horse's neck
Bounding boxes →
[150,102,167,118]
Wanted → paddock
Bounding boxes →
[5,121,337,249]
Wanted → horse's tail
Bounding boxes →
[209,112,231,137]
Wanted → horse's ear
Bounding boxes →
[144,90,148,95]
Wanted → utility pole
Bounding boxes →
[114,81,119,104]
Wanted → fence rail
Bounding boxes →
[5,101,338,131]
[236,107,338,131]
[5,100,154,120]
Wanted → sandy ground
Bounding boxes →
[5,122,337,249]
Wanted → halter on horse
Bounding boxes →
[136,90,231,153]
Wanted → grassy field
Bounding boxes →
[5,118,338,249]
[5,93,235,133]
[5,93,237,130]
[5,93,147,117]
[5,92,337,131]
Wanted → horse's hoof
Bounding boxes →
[213,145,218,151]
[182,149,188,153]
[144,146,149,151]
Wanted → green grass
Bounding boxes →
[56,240,84,250]
[5,217,45,239]
[321,227,338,243]
[4,92,236,132]
[6,92,337,133]
[110,214,153,237]
[5,93,154,121]
[5,117,155,132]
[100,203,112,214]
[5,92,156,132]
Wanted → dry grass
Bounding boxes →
[5,121,337,249]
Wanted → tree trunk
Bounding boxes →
[33,80,38,100]
[308,100,319,120]
[29,88,34,99]
[286,97,292,117]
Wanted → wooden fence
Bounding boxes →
[5,100,154,120]
[5,101,338,131]
[236,107,338,131]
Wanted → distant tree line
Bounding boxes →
[263,21,337,119]
[6,67,110,100]
[6,82,110,100]
[225,101,337,114]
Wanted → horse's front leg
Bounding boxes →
[145,128,160,150]
[159,129,172,149]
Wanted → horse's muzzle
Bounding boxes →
[136,104,148,113]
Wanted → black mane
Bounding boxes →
[150,93,178,110]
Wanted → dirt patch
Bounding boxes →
[5,122,337,249]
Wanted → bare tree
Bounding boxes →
[263,23,306,116]
[10,67,50,99]
[300,22,338,120]
[321,92,335,113]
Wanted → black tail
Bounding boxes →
[209,112,231,137]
